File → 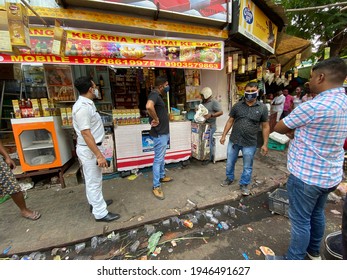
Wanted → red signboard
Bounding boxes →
[97,0,231,22]
[0,54,222,70]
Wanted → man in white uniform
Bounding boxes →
[73,76,120,222]
[271,90,285,122]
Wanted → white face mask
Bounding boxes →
[93,88,100,98]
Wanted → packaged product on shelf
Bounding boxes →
[135,109,141,124]
[12,100,21,118]
[126,109,132,125]
[60,107,68,126]
[112,109,118,125]
[40,98,50,116]
[26,98,34,118]
[66,107,72,126]
[31,99,42,117]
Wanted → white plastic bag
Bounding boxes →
[194,104,208,123]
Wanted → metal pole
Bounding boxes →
[20,0,50,27]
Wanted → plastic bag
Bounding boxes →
[194,104,208,123]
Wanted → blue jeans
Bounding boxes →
[286,174,336,260]
[225,141,257,185]
[152,134,169,188]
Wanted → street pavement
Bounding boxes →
[1,149,290,256]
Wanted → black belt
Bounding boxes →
[79,142,102,146]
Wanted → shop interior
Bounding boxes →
[0,63,202,178]
[0,64,198,127]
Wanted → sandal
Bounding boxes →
[23,211,41,221]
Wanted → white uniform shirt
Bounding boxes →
[271,94,285,112]
[72,96,104,146]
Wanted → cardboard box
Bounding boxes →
[191,122,210,161]
[6,2,30,49]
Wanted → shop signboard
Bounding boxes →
[237,0,278,54]
[0,27,224,70]
[94,0,232,23]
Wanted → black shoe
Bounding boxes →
[202,160,211,166]
[90,199,113,212]
[240,185,250,196]
[325,230,342,260]
[95,212,120,222]
[221,178,233,187]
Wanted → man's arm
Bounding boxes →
[80,129,107,167]
[274,119,293,134]
[260,121,270,155]
[220,117,234,145]
[146,100,159,127]
[204,110,223,120]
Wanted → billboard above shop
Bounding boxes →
[0,27,224,70]
[89,0,232,23]
[236,0,278,54]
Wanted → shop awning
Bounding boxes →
[271,33,312,72]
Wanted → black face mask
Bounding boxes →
[244,92,257,101]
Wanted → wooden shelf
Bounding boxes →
[110,71,139,109]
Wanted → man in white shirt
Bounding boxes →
[73,76,120,222]
[271,90,285,122]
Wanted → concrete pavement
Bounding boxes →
[0,149,289,256]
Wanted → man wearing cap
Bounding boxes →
[220,82,269,195]
[200,87,223,165]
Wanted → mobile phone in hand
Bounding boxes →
[96,159,111,167]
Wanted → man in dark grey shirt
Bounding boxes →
[200,87,223,165]
[220,82,269,195]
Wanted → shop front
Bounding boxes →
[0,0,289,178]
[0,22,226,175]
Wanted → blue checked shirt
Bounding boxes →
[283,87,347,188]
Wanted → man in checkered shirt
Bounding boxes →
[275,57,347,260]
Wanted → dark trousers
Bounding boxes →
[343,198,347,259]
[280,110,290,120]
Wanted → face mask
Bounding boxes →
[244,91,257,101]
[93,88,100,98]
[163,85,170,93]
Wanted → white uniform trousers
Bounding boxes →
[76,145,107,219]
